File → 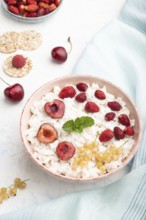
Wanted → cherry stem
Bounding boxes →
[67,37,72,54]
[120,140,129,148]
[0,77,10,86]
[23,179,30,182]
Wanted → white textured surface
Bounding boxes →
[0,0,125,214]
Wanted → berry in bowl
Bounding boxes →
[20,75,141,182]
[2,0,63,23]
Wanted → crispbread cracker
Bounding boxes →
[18,30,42,51]
[0,32,19,53]
[3,56,32,78]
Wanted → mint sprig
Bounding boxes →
[62,116,94,133]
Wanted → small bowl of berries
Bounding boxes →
[20,75,142,182]
[2,0,63,23]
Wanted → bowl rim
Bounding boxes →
[20,74,142,182]
[1,0,63,22]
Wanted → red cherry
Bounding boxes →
[51,37,72,63]
[56,141,75,161]
[51,47,67,63]
[44,99,65,118]
[4,83,24,102]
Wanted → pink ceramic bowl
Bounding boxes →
[20,75,142,182]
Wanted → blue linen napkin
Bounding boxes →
[1,0,146,219]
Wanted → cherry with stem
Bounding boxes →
[0,77,24,102]
[51,37,72,63]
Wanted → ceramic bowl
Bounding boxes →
[20,75,142,182]
[1,0,63,23]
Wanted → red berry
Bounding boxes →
[12,55,26,68]
[37,8,45,16]
[26,12,37,17]
[124,127,135,136]
[99,129,114,142]
[105,112,116,121]
[51,47,67,63]
[114,127,125,140]
[4,83,24,102]
[56,141,75,161]
[59,86,76,99]
[76,83,88,92]
[107,101,122,111]
[55,0,60,6]
[85,102,99,113]
[95,90,106,100]
[118,114,130,127]
[44,8,50,14]
[44,99,65,118]
[75,93,87,103]
[8,5,19,15]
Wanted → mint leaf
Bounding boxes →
[74,126,83,133]
[62,120,75,133]
[62,116,94,133]
[75,116,94,129]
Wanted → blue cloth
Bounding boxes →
[1,0,146,219]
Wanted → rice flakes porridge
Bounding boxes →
[25,82,135,179]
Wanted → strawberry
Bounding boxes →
[44,8,50,14]
[8,5,19,15]
[12,55,26,68]
[114,127,125,140]
[94,90,106,100]
[124,127,135,136]
[75,92,87,103]
[26,12,37,17]
[105,112,116,121]
[38,2,49,8]
[48,3,56,11]
[18,5,25,14]
[7,0,17,5]
[59,86,76,99]
[26,0,37,5]
[24,4,39,12]
[55,0,60,6]
[76,83,88,92]
[37,8,45,16]
[85,102,99,113]
[107,101,122,111]
[118,114,130,127]
[99,129,114,142]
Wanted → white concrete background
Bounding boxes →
[0,0,125,215]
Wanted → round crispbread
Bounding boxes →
[0,32,19,53]
[18,30,43,51]
[3,55,32,78]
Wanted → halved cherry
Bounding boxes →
[37,123,58,144]
[44,99,65,118]
[56,141,75,161]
